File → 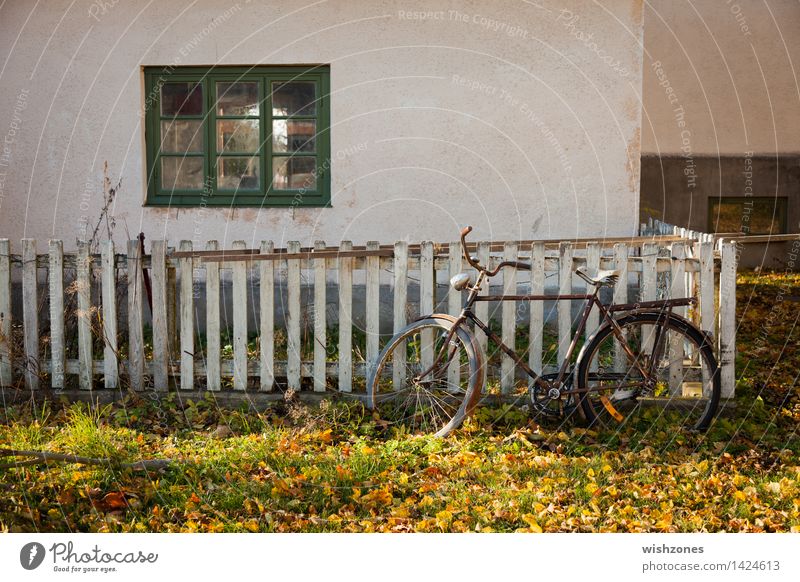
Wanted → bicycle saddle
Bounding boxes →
[574,266,620,287]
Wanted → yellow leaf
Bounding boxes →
[733,490,747,502]
[522,514,543,532]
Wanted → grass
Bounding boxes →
[1,270,798,533]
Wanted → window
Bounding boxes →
[144,66,330,206]
[708,196,788,235]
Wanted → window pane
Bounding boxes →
[217,119,259,153]
[160,120,203,154]
[272,82,316,116]
[217,156,260,190]
[710,198,786,235]
[273,156,316,190]
[216,82,259,116]
[160,82,203,116]
[273,120,316,152]
[160,157,204,190]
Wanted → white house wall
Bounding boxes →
[0,0,644,248]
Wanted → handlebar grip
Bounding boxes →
[460,225,473,239]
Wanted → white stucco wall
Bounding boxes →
[0,0,644,248]
[642,0,800,155]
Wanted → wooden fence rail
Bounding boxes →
[0,232,737,398]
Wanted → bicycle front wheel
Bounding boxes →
[576,312,721,432]
[367,316,485,437]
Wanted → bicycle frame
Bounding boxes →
[422,267,697,401]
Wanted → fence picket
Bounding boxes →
[127,240,144,391]
[669,242,686,395]
[475,241,490,356]
[205,241,221,391]
[612,244,628,372]
[49,240,65,389]
[259,240,274,391]
[0,240,10,387]
[101,241,118,388]
[585,242,600,339]
[698,241,714,334]
[179,241,195,391]
[286,241,302,391]
[420,241,435,371]
[22,239,39,390]
[339,241,354,392]
[151,241,169,391]
[448,240,463,387]
[77,241,93,390]
[557,242,573,367]
[232,240,247,391]
[313,241,327,392]
[529,242,545,378]
[640,242,658,354]
[501,241,518,393]
[391,241,407,392]
[366,241,381,381]
[719,241,737,398]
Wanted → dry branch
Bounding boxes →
[0,448,180,471]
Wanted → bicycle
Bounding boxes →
[367,226,721,437]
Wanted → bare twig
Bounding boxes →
[0,448,181,471]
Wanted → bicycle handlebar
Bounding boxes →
[460,225,533,277]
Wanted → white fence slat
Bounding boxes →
[259,240,274,391]
[585,242,600,339]
[0,240,10,387]
[22,239,39,390]
[127,240,144,391]
[205,241,221,391]
[338,241,354,392]
[151,240,169,391]
[557,242,573,367]
[179,241,195,391]
[232,240,248,391]
[640,242,658,354]
[286,241,302,391]
[529,242,545,378]
[612,244,629,372]
[77,241,93,390]
[448,240,463,388]
[420,241,435,372]
[669,242,686,395]
[475,241,490,356]
[49,240,65,389]
[501,241,518,393]
[719,241,737,398]
[101,241,118,388]
[313,241,327,393]
[366,241,381,381]
[698,241,714,334]
[391,240,407,392]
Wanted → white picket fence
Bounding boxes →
[0,230,738,398]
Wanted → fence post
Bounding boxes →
[22,239,39,390]
[391,240,407,393]
[286,241,302,391]
[529,242,545,379]
[719,241,737,398]
[339,241,354,392]
[313,241,327,392]
[557,242,573,367]
[259,240,274,392]
[231,240,247,391]
[151,240,169,391]
[77,241,93,390]
[101,240,118,388]
[501,241,518,393]
[206,241,221,391]
[0,240,10,387]
[49,240,65,389]
[127,239,145,391]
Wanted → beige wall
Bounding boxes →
[0,0,644,248]
[642,0,800,155]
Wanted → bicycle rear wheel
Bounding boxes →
[576,312,720,432]
[367,316,485,437]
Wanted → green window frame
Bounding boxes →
[708,196,788,235]
[144,65,330,207]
